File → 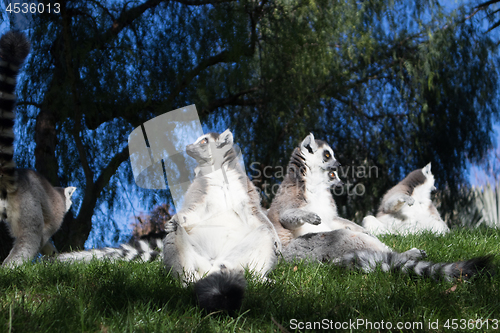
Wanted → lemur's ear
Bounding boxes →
[422,162,432,175]
[65,187,76,198]
[300,133,318,154]
[216,129,234,148]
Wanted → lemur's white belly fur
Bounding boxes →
[372,197,448,235]
[180,168,274,275]
[293,184,337,237]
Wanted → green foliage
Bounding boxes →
[435,186,484,229]
[474,181,500,228]
[0,228,499,332]
[437,180,500,229]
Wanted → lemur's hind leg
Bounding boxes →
[163,217,212,283]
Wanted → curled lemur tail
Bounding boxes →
[194,270,247,313]
[340,251,494,281]
[0,31,30,194]
[55,239,163,263]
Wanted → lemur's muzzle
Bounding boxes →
[326,160,341,170]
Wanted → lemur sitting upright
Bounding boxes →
[268,133,492,281]
[362,163,449,235]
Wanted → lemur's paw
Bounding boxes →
[302,212,321,225]
[165,216,179,233]
[404,247,427,260]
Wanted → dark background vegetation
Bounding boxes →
[1,0,500,260]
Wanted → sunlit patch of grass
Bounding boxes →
[0,228,499,332]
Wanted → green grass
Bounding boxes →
[1,228,500,332]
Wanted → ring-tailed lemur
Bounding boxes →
[163,129,280,312]
[267,133,368,247]
[361,163,450,235]
[0,31,77,267]
[57,129,281,313]
[270,134,492,280]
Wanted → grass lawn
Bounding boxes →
[1,227,499,332]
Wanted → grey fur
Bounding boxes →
[0,32,76,267]
[339,250,493,281]
[268,133,366,247]
[164,129,280,312]
[284,229,493,280]
[282,229,396,262]
[378,169,426,214]
[2,170,76,267]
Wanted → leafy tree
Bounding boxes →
[2,0,497,254]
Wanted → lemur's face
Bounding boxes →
[299,133,340,171]
[327,170,343,187]
[62,187,77,211]
[186,133,215,163]
[186,129,234,165]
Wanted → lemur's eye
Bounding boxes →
[324,151,331,159]
[329,171,336,179]
[200,138,208,144]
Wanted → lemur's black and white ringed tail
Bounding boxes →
[0,31,30,195]
[340,251,493,281]
[284,231,494,281]
[56,238,164,263]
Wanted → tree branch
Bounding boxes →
[166,42,257,106]
[485,19,500,33]
[16,101,41,109]
[93,0,241,48]
[88,0,116,21]
[475,0,500,10]
[158,4,261,112]
[86,0,167,50]
[200,88,261,115]
[94,145,130,198]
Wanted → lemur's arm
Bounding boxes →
[380,194,414,214]
[280,209,321,230]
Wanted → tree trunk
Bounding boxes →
[34,107,59,185]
